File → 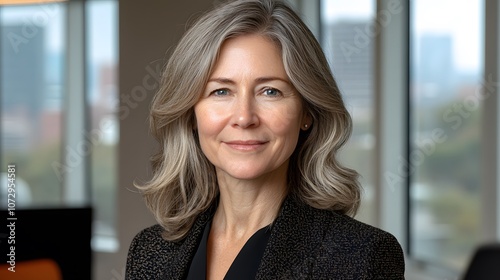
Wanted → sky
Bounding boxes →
[321,0,483,72]
[0,1,117,64]
[1,3,64,52]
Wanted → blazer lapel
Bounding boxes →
[256,196,328,280]
[160,210,212,280]
[158,197,327,279]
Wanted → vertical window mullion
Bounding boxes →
[482,0,499,241]
[86,0,119,252]
[64,0,88,206]
[375,0,408,245]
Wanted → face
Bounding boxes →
[194,34,310,182]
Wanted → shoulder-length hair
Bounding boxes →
[136,0,361,241]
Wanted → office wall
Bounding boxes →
[94,1,214,279]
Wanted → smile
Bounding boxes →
[223,140,269,151]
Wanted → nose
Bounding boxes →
[231,92,259,128]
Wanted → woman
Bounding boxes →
[126,0,405,279]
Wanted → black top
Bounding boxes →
[186,219,271,280]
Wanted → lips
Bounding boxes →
[223,140,268,151]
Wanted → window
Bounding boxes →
[1,2,66,207]
[409,0,484,270]
[0,0,118,252]
[321,0,376,224]
[86,0,118,252]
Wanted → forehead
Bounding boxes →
[210,34,287,78]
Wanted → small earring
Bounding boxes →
[304,124,308,129]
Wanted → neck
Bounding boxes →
[212,171,288,238]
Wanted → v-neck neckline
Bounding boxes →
[186,219,272,280]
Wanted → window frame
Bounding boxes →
[308,0,500,278]
[405,0,500,277]
[0,0,119,253]
[481,0,499,243]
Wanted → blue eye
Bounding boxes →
[212,89,229,96]
[264,88,280,96]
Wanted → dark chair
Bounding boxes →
[462,243,500,280]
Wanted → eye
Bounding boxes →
[263,87,281,97]
[211,89,229,96]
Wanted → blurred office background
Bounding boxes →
[0,0,498,279]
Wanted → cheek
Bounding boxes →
[194,113,218,159]
[269,104,303,135]
[194,105,225,140]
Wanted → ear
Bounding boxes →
[300,112,313,131]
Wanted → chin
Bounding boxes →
[219,167,273,181]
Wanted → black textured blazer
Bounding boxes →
[126,196,405,279]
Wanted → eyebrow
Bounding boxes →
[207,76,291,85]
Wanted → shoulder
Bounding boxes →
[125,224,179,279]
[322,210,406,278]
[311,204,400,247]
[285,197,400,245]
[283,199,397,242]
[281,198,405,278]
[315,205,403,254]
[129,224,165,245]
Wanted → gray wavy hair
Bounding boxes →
[136,0,361,241]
